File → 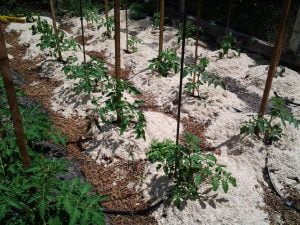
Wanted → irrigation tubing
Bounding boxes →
[265,151,300,213]
[176,0,188,145]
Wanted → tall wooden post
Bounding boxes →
[0,25,30,168]
[193,0,201,95]
[158,0,165,54]
[226,0,232,35]
[176,0,188,145]
[104,0,110,35]
[50,0,62,61]
[125,7,129,52]
[256,0,292,135]
[114,0,122,122]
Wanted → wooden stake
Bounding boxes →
[158,0,164,54]
[193,0,201,95]
[0,25,30,168]
[114,0,122,122]
[105,0,110,35]
[50,0,62,61]
[226,0,232,35]
[256,0,292,135]
[125,6,129,52]
[176,0,188,145]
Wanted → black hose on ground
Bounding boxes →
[265,151,300,213]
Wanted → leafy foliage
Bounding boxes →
[0,77,105,225]
[219,32,239,58]
[92,78,146,139]
[63,58,146,139]
[147,133,236,207]
[152,12,160,29]
[148,49,180,77]
[127,36,141,53]
[184,57,225,98]
[103,16,114,38]
[177,20,196,43]
[31,17,78,59]
[241,96,300,144]
[63,57,109,95]
[84,7,103,27]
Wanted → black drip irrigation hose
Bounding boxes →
[265,151,300,213]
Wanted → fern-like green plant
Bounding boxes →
[147,132,237,207]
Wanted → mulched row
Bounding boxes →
[4,25,157,225]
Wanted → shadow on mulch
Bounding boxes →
[75,34,94,45]
[87,50,133,80]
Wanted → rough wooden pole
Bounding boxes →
[104,0,109,35]
[193,0,201,95]
[176,0,188,145]
[158,0,165,54]
[0,25,30,168]
[114,0,122,122]
[50,0,62,61]
[125,7,129,52]
[226,0,232,35]
[256,0,292,135]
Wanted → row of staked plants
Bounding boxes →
[28,8,236,210]
[0,76,106,224]
[31,17,146,139]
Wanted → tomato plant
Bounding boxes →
[184,57,225,98]
[148,49,180,76]
[147,132,237,207]
[241,96,300,144]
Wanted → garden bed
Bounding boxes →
[4,9,300,225]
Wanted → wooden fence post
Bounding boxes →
[256,0,292,136]
[0,25,30,168]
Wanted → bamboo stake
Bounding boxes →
[176,0,188,145]
[0,25,30,168]
[158,0,164,54]
[256,0,292,136]
[50,0,62,61]
[193,0,201,96]
[114,0,122,122]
